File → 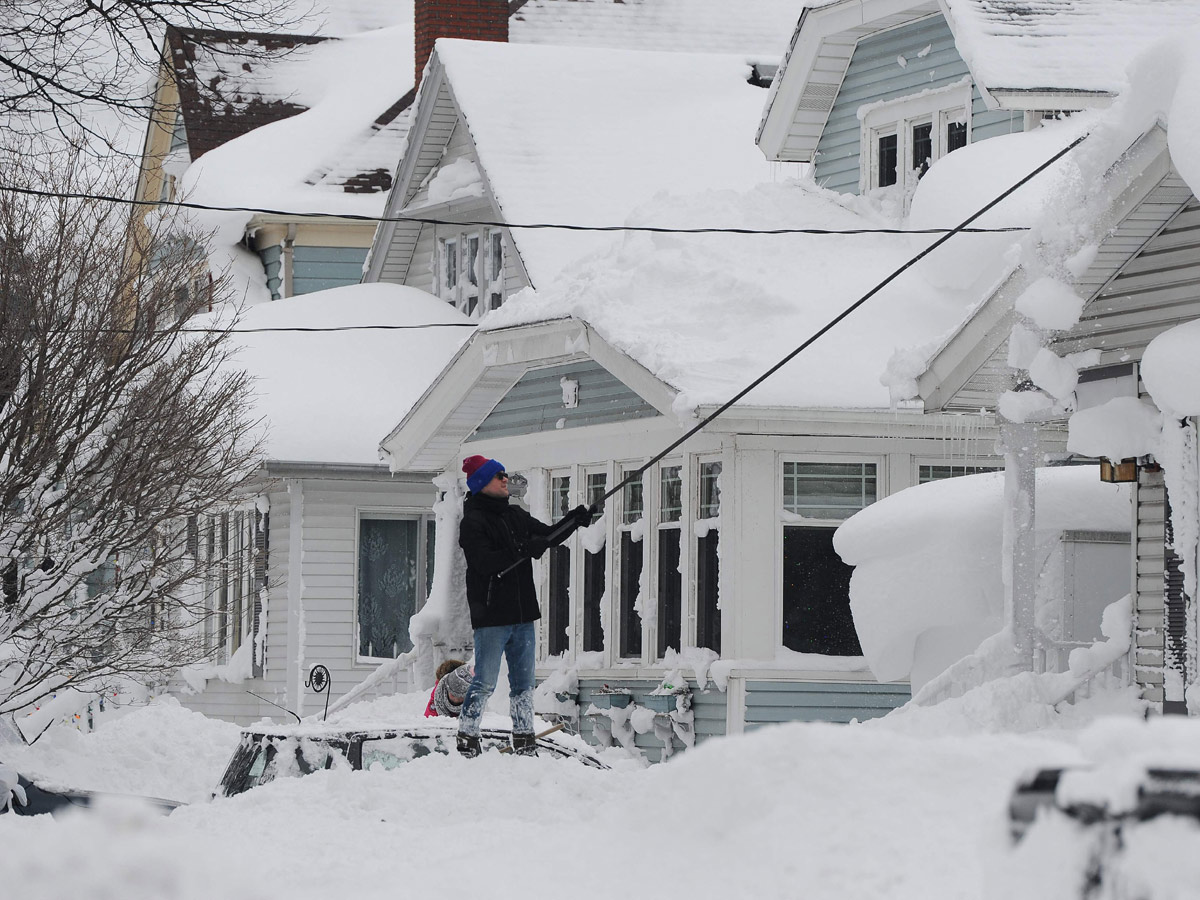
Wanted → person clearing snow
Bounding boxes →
[455,455,593,757]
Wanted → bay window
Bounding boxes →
[781,462,877,655]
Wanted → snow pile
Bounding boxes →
[1067,397,1162,462]
[207,283,472,464]
[484,177,982,412]
[436,40,798,288]
[834,467,1131,690]
[6,693,1200,900]
[1142,319,1200,417]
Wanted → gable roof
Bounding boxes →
[758,0,1200,163]
[369,40,789,289]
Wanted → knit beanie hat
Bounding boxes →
[463,455,505,495]
[434,663,473,718]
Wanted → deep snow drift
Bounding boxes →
[3,686,1197,900]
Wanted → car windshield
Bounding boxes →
[360,734,451,770]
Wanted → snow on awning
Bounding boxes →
[1143,318,1200,418]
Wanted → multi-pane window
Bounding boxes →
[440,238,458,302]
[582,471,607,653]
[439,231,505,315]
[696,461,721,653]
[918,463,998,484]
[656,465,682,658]
[357,515,430,660]
[862,84,971,192]
[781,462,877,655]
[618,467,644,659]
[547,474,571,657]
[202,510,265,673]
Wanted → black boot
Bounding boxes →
[457,733,481,758]
[511,732,538,757]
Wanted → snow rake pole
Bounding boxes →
[497,721,566,754]
[589,132,1088,510]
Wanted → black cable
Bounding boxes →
[588,133,1089,508]
[0,181,1032,236]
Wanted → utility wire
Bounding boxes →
[0,181,1032,236]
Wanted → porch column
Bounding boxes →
[1000,419,1038,669]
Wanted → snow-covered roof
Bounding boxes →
[511,0,807,60]
[429,39,790,288]
[167,26,410,202]
[478,179,981,412]
[944,0,1200,98]
[222,284,473,465]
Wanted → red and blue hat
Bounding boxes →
[463,455,505,494]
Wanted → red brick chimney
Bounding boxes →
[415,0,510,91]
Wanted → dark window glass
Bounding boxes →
[547,476,571,656]
[656,529,681,657]
[946,119,968,153]
[912,122,933,178]
[781,527,862,655]
[783,462,877,519]
[877,133,898,187]
[357,518,419,658]
[583,473,607,653]
[619,532,643,658]
[918,463,997,483]
[548,545,570,656]
[696,531,720,653]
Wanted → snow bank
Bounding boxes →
[208,283,472,464]
[834,467,1130,689]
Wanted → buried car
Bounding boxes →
[215,722,608,798]
[0,762,182,817]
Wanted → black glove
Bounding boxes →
[567,504,594,529]
[522,534,551,560]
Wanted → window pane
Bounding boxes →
[583,472,606,653]
[946,119,968,153]
[783,462,877,519]
[551,475,571,519]
[466,235,480,287]
[489,230,503,281]
[696,531,720,653]
[918,464,997,484]
[877,133,897,187]
[911,121,932,178]
[657,529,681,657]
[444,240,457,290]
[659,466,681,523]
[619,532,643,658]
[358,518,419,658]
[548,544,570,656]
[621,468,643,525]
[699,461,721,519]
[781,527,862,655]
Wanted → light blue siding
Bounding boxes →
[471,360,660,440]
[292,245,369,295]
[258,244,283,301]
[743,680,910,727]
[813,15,1022,194]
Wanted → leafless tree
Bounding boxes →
[0,0,300,150]
[0,146,263,714]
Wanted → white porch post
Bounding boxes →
[1001,419,1038,669]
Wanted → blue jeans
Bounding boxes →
[458,622,536,738]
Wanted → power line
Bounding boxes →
[0,182,1032,236]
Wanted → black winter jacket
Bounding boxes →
[459,493,559,630]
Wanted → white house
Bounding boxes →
[757,0,1200,711]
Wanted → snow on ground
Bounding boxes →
[3,683,1199,900]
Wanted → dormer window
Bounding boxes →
[437,229,506,317]
[860,80,972,193]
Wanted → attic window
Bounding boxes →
[861,81,972,193]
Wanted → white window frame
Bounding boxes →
[353,508,433,665]
[777,454,884,654]
[485,228,505,311]
[860,81,973,193]
[464,231,481,316]
[913,460,1001,485]
[653,459,685,661]
[541,469,573,661]
[574,464,612,663]
[692,455,722,654]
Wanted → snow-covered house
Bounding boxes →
[757,0,1200,711]
[362,35,1033,760]
[169,285,473,723]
